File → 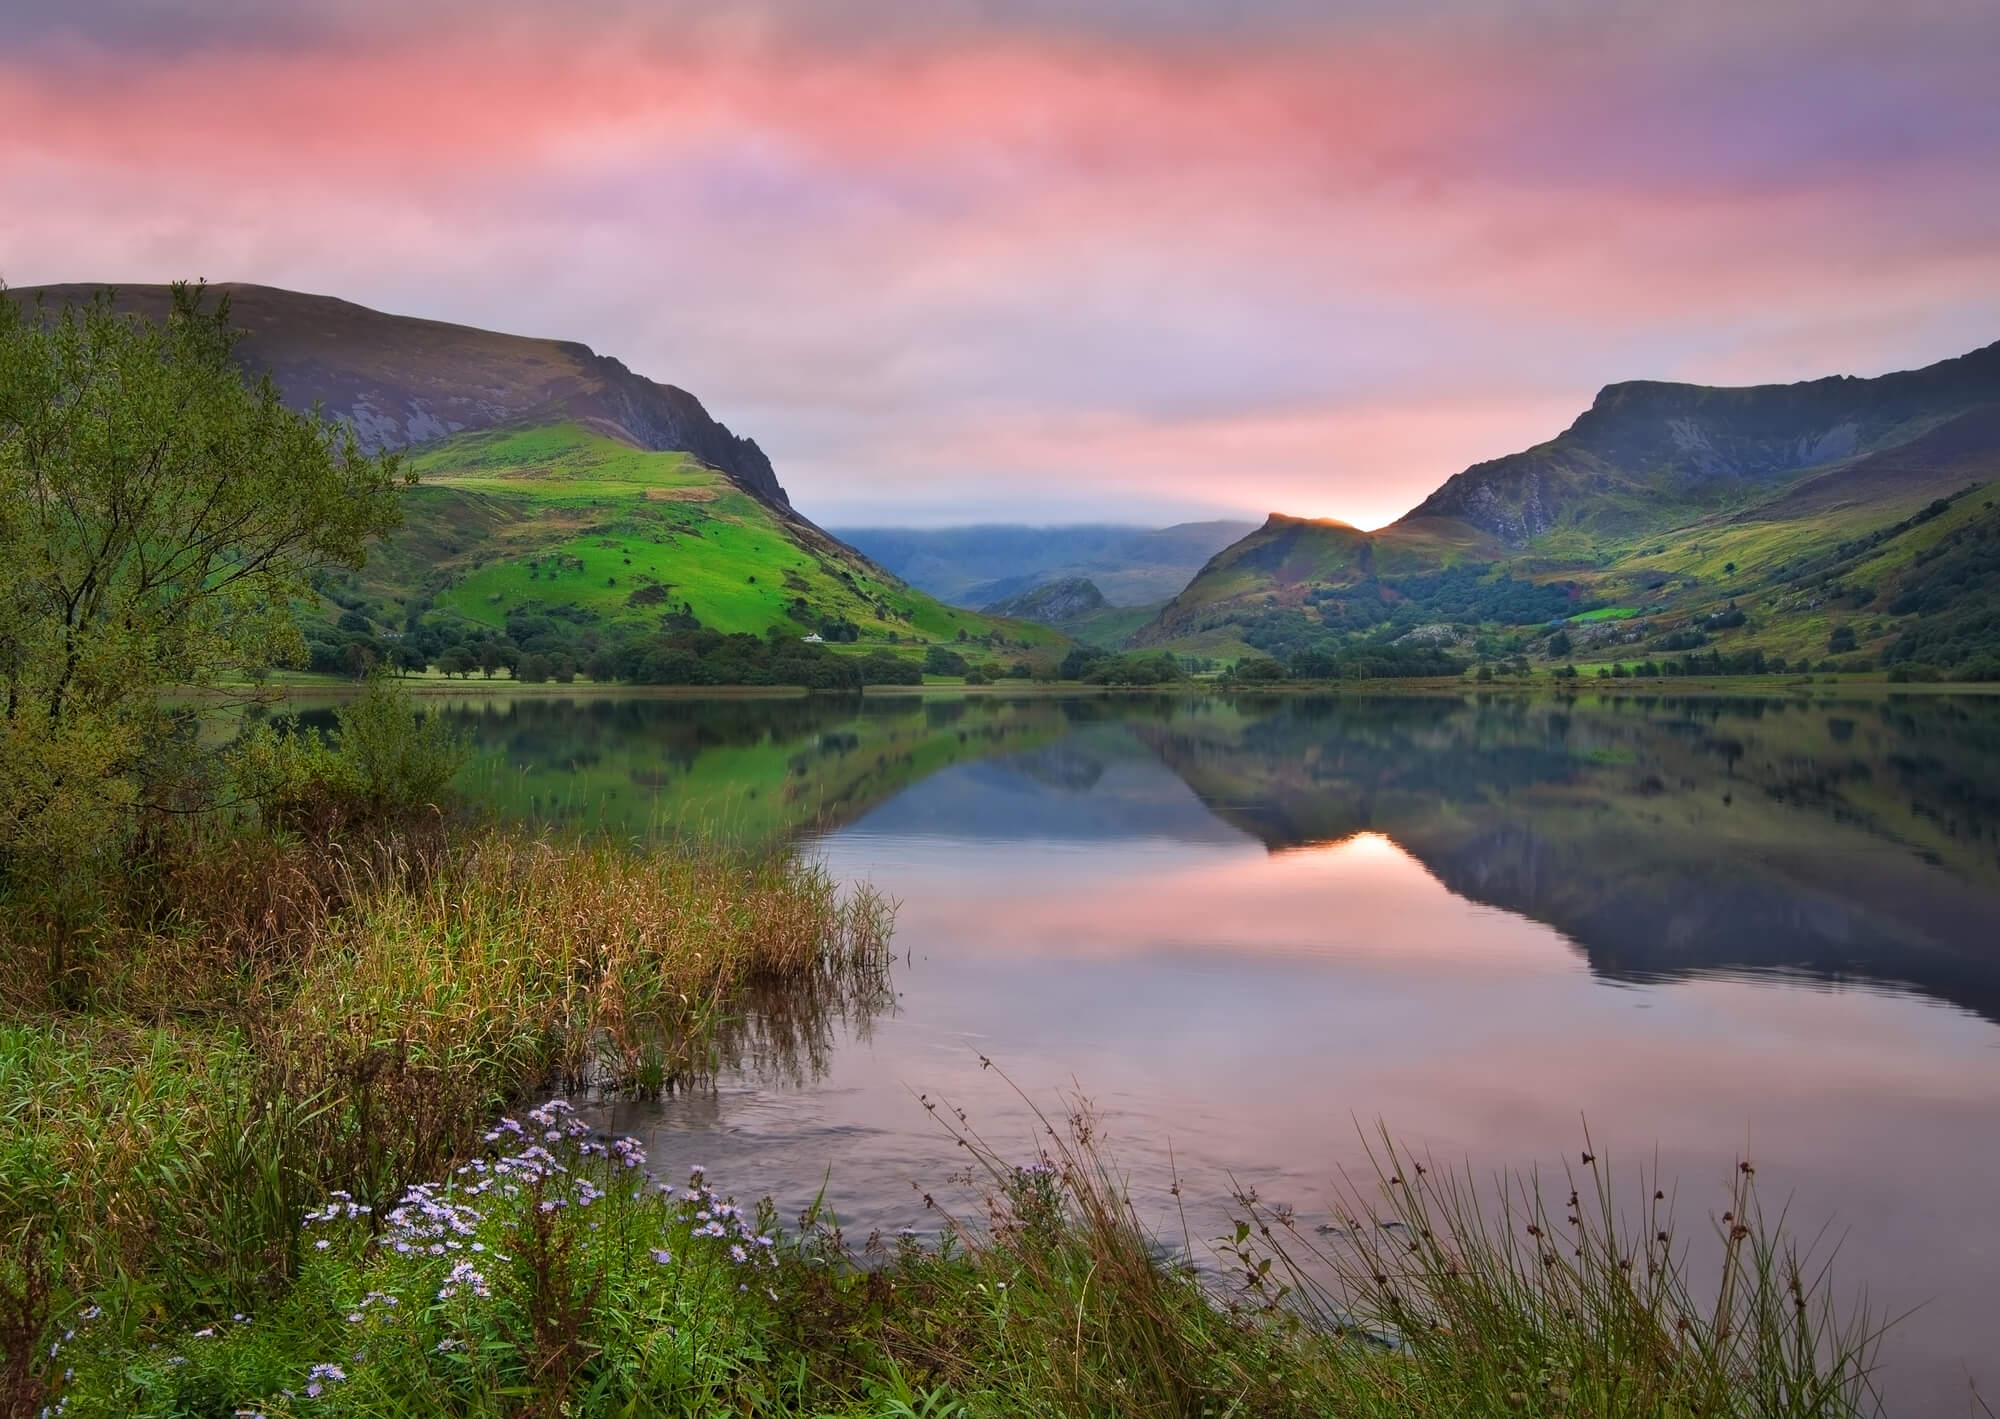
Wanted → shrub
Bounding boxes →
[1231,656,1287,683]
[234,676,468,827]
[923,646,970,677]
[859,651,922,686]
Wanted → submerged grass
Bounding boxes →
[2,825,1889,1418]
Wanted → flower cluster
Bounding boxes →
[279,1096,791,1404]
[677,1168,777,1270]
[380,1181,485,1257]
[301,1190,372,1225]
[437,1260,492,1302]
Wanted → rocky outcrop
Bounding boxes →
[982,576,1108,624]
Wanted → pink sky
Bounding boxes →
[4,1,1998,527]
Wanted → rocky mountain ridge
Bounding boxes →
[11,282,791,509]
[1412,340,2000,543]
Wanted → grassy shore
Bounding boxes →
[3,818,1886,1418]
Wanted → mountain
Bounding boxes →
[8,282,1064,667]
[1412,341,2000,545]
[982,577,1108,623]
[1137,340,2000,674]
[15,282,791,508]
[832,521,1258,607]
[976,576,1164,648]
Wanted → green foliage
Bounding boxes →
[1231,655,1289,683]
[615,630,915,691]
[1057,646,1187,684]
[0,282,405,880]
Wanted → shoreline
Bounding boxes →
[203,672,2000,702]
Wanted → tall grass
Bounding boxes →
[0,817,892,1410]
[839,1082,1887,1419]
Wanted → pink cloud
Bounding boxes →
[4,10,1996,525]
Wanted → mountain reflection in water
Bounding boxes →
[425,689,2000,1414]
[438,690,2000,1022]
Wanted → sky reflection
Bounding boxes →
[615,747,2000,1412]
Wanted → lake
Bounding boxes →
[425,689,2000,1413]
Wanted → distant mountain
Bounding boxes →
[983,577,1108,623]
[1136,340,2000,674]
[832,521,1258,607]
[13,282,790,509]
[976,575,1163,649]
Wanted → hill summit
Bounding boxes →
[13,282,790,510]
[1411,340,2000,544]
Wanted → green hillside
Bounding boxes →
[316,422,1065,673]
[1134,341,2000,680]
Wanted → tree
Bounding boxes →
[436,647,475,679]
[1231,656,1287,683]
[0,281,407,872]
[516,652,552,684]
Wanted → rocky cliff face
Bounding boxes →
[11,282,790,509]
[982,576,1108,622]
[1412,340,2000,544]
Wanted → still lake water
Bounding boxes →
[438,690,2000,1412]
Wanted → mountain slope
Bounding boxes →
[1136,514,1502,653]
[1412,340,2000,545]
[1136,339,2000,671]
[833,521,1258,607]
[13,282,790,508]
[351,422,1064,653]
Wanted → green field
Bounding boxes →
[341,423,1066,661]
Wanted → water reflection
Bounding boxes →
[430,690,2000,1019]
[424,688,2000,1413]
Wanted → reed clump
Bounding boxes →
[811,1084,1887,1419]
[0,816,892,1365]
